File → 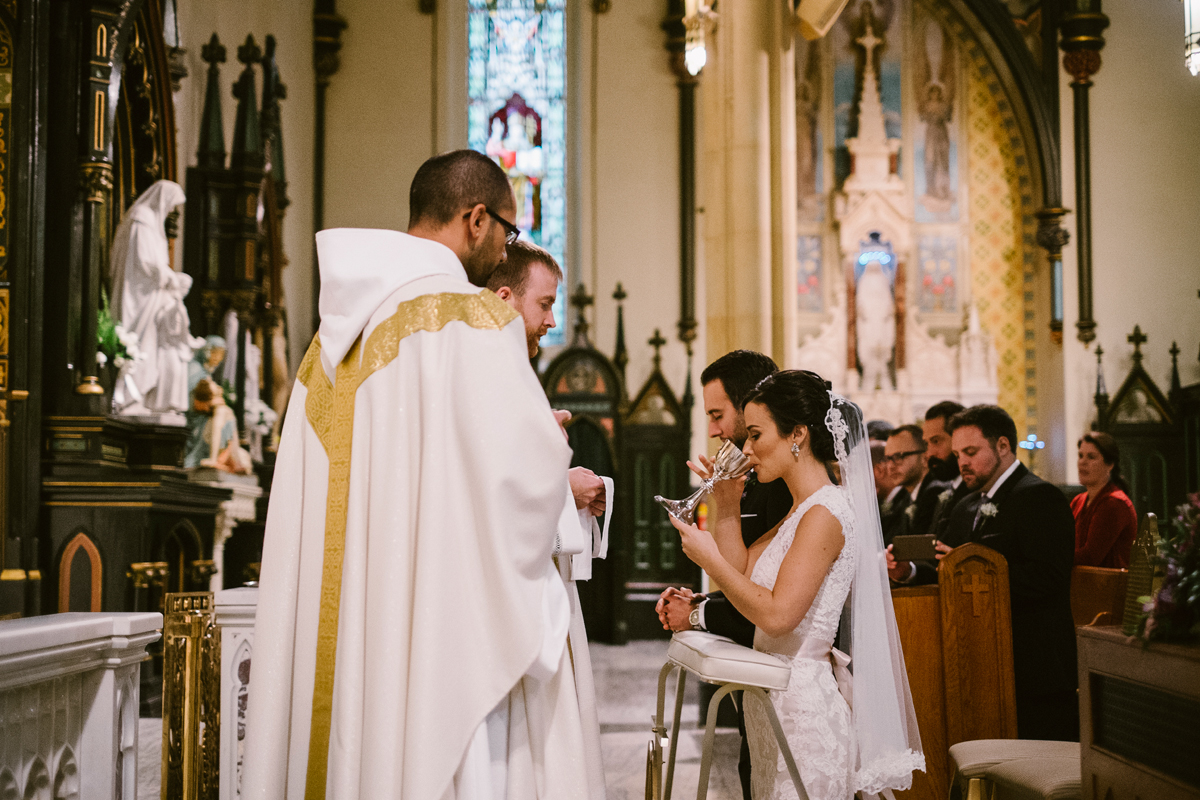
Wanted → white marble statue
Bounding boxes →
[856,261,896,391]
[959,305,999,394]
[109,180,196,418]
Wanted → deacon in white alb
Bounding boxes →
[243,151,590,800]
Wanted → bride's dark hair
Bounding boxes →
[742,370,836,463]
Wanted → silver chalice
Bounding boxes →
[655,439,753,524]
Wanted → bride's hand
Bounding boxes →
[668,515,721,571]
[686,454,716,482]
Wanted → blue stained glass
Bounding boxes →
[468,0,567,347]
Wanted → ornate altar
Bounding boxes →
[1094,326,1200,520]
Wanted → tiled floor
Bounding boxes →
[136,640,744,799]
[592,640,742,800]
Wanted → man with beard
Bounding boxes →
[654,349,790,800]
[885,400,963,585]
[938,405,1077,741]
[245,151,591,800]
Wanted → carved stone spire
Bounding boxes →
[231,35,264,171]
[198,34,227,169]
[842,9,901,195]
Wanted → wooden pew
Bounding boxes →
[1070,566,1129,627]
[891,543,1018,800]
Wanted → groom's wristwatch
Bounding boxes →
[689,605,703,630]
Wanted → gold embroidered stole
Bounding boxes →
[294,291,518,800]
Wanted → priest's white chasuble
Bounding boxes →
[243,229,591,800]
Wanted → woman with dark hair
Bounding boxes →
[1072,431,1137,568]
[669,370,922,800]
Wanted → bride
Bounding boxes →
[669,370,924,800]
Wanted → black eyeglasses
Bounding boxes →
[486,207,521,244]
[883,449,925,465]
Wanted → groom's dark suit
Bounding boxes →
[942,462,1078,741]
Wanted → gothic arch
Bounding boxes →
[57,530,103,613]
[22,757,49,800]
[51,747,77,800]
[160,519,203,592]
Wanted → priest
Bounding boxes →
[243,150,590,800]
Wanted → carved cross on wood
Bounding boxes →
[962,574,990,617]
[570,283,594,347]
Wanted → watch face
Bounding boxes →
[689,607,700,628]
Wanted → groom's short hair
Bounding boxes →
[947,404,1018,453]
[409,150,514,228]
[486,241,562,296]
[700,350,777,409]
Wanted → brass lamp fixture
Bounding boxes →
[682,0,717,77]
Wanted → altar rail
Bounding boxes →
[0,612,161,800]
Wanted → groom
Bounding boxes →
[655,349,791,800]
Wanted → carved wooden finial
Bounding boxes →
[649,328,667,370]
[1127,325,1147,364]
[612,283,628,383]
[237,34,263,66]
[201,33,226,65]
[569,283,594,348]
[1170,341,1182,397]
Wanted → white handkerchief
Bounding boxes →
[571,476,614,581]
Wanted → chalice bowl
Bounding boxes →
[655,440,753,525]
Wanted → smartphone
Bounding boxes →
[891,534,937,562]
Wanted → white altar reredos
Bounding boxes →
[789,0,1041,428]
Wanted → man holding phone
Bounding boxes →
[883,424,950,582]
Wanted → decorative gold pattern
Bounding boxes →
[297,291,518,799]
[162,593,220,800]
[78,162,113,204]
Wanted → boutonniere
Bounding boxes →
[881,500,893,515]
[979,501,1000,519]
[938,489,953,504]
[904,504,917,521]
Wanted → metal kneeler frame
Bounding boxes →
[644,660,809,800]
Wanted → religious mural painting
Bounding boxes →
[793,0,1038,433]
[797,235,824,314]
[468,0,567,347]
[832,0,902,187]
[912,5,959,223]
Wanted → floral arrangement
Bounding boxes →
[1139,493,1200,643]
[96,288,144,370]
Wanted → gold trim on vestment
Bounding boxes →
[298,291,518,800]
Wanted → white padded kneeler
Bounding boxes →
[666,631,791,691]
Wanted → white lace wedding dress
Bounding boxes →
[745,483,855,800]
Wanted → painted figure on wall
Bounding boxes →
[915,19,956,214]
[796,39,823,220]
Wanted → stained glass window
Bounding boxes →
[797,236,824,313]
[916,235,957,312]
[468,0,567,347]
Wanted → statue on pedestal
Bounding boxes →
[185,336,252,474]
[856,261,896,391]
[109,180,202,420]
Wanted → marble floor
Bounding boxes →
[136,639,743,799]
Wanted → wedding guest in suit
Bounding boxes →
[872,439,897,503]
[883,424,950,583]
[654,349,790,800]
[887,401,967,585]
[1072,431,1137,568]
[938,405,1078,741]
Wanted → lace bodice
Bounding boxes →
[750,484,855,658]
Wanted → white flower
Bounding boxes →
[938,489,953,504]
[96,350,108,368]
[979,501,999,518]
[905,504,917,521]
[115,325,138,347]
[113,355,127,368]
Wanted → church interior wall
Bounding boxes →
[1058,0,1200,482]
[174,0,316,372]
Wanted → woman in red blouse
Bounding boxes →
[1071,432,1137,568]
